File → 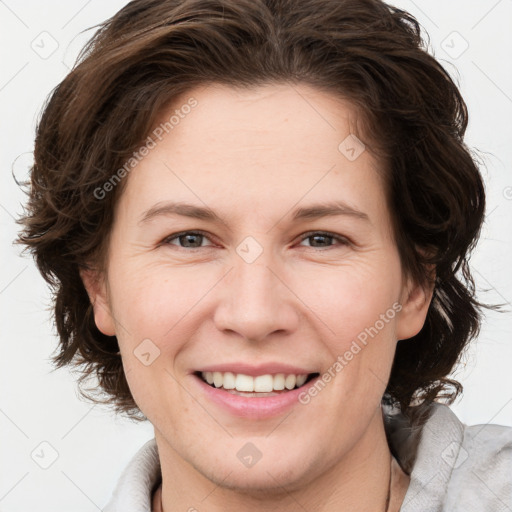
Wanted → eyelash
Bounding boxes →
[161,230,351,251]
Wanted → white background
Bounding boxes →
[1,0,511,510]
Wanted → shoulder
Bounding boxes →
[103,438,161,512]
[387,401,512,512]
[445,416,512,510]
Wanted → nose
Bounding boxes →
[213,251,300,343]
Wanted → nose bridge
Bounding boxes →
[213,245,298,342]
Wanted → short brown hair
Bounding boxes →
[17,0,496,420]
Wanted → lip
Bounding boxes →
[194,362,316,376]
[191,371,320,420]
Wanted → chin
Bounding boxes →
[190,448,322,496]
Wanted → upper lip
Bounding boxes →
[194,362,318,376]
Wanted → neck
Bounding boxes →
[155,405,401,512]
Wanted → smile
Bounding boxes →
[192,367,321,418]
[198,371,317,395]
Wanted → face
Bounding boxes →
[83,83,431,492]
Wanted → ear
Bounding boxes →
[80,267,116,336]
[395,266,435,341]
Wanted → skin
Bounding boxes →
[81,83,433,511]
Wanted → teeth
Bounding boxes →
[273,373,285,390]
[223,372,235,389]
[200,371,310,392]
[285,374,296,390]
[296,374,307,387]
[235,374,254,392]
[213,371,223,388]
[254,375,273,392]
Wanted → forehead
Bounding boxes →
[116,82,389,229]
[161,82,364,155]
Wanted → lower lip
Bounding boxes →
[192,374,319,419]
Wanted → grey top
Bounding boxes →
[103,402,512,511]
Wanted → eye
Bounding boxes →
[297,231,350,249]
[162,230,214,249]
[161,230,351,251]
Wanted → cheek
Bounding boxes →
[108,262,207,344]
[109,250,402,349]
[307,280,400,419]
[299,259,401,347]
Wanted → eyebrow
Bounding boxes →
[138,200,370,225]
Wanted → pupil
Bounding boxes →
[312,235,330,247]
[182,234,201,247]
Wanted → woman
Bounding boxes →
[17,0,512,510]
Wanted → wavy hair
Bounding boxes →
[17,0,497,420]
